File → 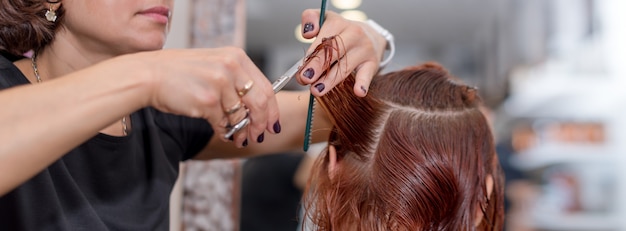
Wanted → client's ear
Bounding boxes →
[474,174,494,227]
[328,145,339,180]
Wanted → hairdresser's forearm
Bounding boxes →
[202,90,331,159]
[0,59,151,196]
[273,90,332,147]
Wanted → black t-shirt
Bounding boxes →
[0,55,214,230]
[240,153,305,231]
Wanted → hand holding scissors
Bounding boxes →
[223,58,304,139]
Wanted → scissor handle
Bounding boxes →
[224,117,249,140]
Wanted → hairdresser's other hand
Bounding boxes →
[129,47,278,147]
[297,10,388,97]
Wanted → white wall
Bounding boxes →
[164,0,191,49]
[165,2,190,231]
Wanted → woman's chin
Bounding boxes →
[129,37,166,52]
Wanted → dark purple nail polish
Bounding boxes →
[257,133,265,143]
[314,83,325,93]
[303,68,315,79]
[303,23,314,34]
[361,85,368,94]
[242,139,248,147]
[273,121,282,133]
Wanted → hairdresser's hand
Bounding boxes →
[297,10,388,97]
[131,47,279,147]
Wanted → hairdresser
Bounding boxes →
[0,0,394,229]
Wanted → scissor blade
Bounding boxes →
[272,58,304,93]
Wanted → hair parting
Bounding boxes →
[302,60,504,231]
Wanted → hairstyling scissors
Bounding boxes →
[223,58,304,139]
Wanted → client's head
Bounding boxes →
[304,62,504,231]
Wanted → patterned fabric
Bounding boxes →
[181,0,246,230]
[183,160,242,231]
[190,0,245,49]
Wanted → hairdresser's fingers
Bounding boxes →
[310,43,379,97]
[307,48,347,96]
[222,81,251,147]
[223,47,278,145]
[299,37,346,88]
[145,48,275,146]
[352,61,379,97]
[331,28,381,97]
[144,49,234,142]
[300,9,323,40]
[206,47,264,147]
[297,10,347,85]
[209,50,259,146]
[209,56,251,146]
[189,75,230,144]
[299,10,384,89]
[239,57,280,140]
[202,99,230,143]
[304,30,380,96]
[300,9,351,41]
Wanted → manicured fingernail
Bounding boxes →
[361,85,368,94]
[303,68,315,79]
[273,121,282,133]
[242,139,248,147]
[303,23,314,33]
[257,133,265,143]
[314,83,325,93]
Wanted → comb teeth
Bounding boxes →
[303,0,326,152]
[303,96,316,152]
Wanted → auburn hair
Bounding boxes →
[303,62,504,231]
[0,0,65,56]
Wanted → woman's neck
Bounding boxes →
[37,35,119,81]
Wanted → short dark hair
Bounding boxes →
[0,0,65,56]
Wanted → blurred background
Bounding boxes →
[166,0,626,230]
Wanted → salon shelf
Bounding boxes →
[510,143,619,170]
